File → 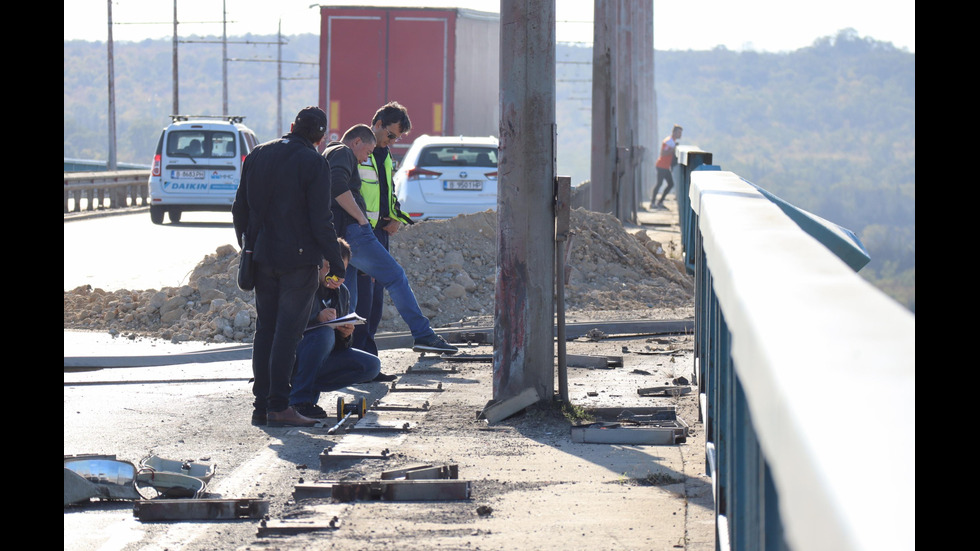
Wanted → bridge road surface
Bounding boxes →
[64,210,240,292]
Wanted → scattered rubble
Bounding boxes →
[63,209,694,342]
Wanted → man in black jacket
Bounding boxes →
[232,106,346,427]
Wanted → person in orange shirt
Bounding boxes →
[651,124,683,209]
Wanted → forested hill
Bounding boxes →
[554,30,914,310]
[64,29,914,310]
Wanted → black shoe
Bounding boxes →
[413,334,459,354]
[372,372,398,382]
[293,402,328,419]
[251,409,267,426]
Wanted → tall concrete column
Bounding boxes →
[494,0,556,403]
[590,0,616,214]
[615,2,637,223]
[636,2,655,203]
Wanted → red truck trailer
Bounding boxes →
[317,6,499,159]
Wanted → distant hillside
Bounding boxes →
[64,34,322,163]
[558,30,914,310]
[64,29,914,310]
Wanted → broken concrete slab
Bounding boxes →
[479,387,540,424]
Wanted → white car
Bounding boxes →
[393,135,499,221]
[147,115,259,224]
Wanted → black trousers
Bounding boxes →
[251,262,318,412]
[652,167,674,204]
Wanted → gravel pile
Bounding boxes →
[63,209,693,342]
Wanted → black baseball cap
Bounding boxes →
[294,106,327,133]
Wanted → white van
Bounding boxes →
[147,115,260,224]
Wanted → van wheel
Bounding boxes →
[168,209,182,223]
[150,206,165,225]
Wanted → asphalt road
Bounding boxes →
[64,209,239,292]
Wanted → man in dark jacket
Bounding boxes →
[232,106,346,427]
[289,239,381,419]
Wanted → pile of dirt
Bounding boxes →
[63,208,693,342]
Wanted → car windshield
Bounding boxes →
[418,146,497,168]
[166,130,237,158]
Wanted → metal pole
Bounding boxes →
[555,176,571,404]
[277,20,283,137]
[222,0,228,116]
[494,0,556,403]
[106,0,117,173]
[589,0,616,214]
[172,0,179,115]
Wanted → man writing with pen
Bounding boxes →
[288,238,382,419]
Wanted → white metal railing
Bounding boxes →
[691,170,915,551]
[64,170,150,213]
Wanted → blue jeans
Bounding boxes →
[251,262,319,412]
[344,222,434,339]
[290,326,382,406]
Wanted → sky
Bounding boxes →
[65,0,915,53]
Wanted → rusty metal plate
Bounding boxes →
[133,498,268,521]
[330,480,471,502]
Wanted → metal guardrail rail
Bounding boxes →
[690,170,914,550]
[64,170,150,213]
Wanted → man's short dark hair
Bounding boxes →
[337,238,351,262]
[342,124,377,146]
[293,106,327,143]
[372,101,412,134]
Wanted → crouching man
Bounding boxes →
[289,239,381,418]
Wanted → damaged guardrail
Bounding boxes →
[690,170,914,551]
[64,170,150,213]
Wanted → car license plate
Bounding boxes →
[173,170,205,179]
[443,180,483,191]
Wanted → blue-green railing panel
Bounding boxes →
[689,170,914,551]
[746,182,870,272]
[672,146,868,273]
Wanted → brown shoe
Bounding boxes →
[267,406,318,427]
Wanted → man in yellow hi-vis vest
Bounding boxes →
[349,103,447,369]
[327,123,458,357]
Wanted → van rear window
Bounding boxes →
[166,130,237,158]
